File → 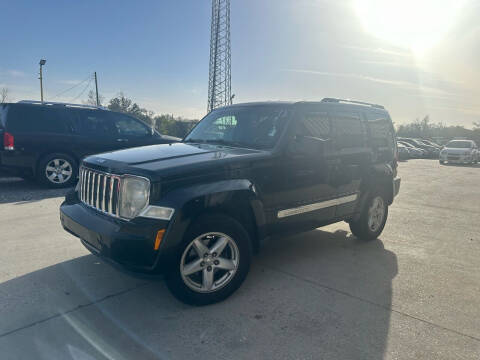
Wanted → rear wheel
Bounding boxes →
[37,153,77,188]
[166,214,252,305]
[350,191,388,241]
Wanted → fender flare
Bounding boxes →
[155,179,266,255]
[352,164,395,220]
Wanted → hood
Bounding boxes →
[83,142,268,180]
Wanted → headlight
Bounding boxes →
[119,176,150,219]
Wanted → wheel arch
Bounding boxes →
[35,150,80,176]
[159,179,266,254]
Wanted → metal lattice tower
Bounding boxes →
[207,0,231,113]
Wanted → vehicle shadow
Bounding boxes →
[0,228,397,359]
[0,176,71,204]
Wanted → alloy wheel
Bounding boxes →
[180,232,239,293]
[45,158,73,184]
[367,196,385,232]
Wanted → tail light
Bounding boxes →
[3,132,14,150]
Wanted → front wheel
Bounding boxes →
[350,192,388,241]
[166,214,252,305]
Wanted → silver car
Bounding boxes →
[439,140,479,164]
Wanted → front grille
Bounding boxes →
[79,167,121,217]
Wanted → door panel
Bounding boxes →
[265,109,338,235]
[330,111,368,217]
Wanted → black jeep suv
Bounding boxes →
[0,101,179,187]
[60,98,401,305]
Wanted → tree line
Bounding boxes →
[396,115,480,145]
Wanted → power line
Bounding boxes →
[53,74,93,99]
[70,78,93,102]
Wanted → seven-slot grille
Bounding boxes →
[79,167,121,216]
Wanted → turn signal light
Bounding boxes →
[154,229,165,250]
[3,132,14,150]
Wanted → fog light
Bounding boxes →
[139,206,174,220]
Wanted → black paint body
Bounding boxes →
[60,101,401,273]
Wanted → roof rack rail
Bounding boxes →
[321,98,385,109]
[17,100,108,110]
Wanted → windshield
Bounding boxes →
[446,140,472,148]
[184,105,289,150]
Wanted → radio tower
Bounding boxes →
[207,0,231,113]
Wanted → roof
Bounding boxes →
[216,98,387,112]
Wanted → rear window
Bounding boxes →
[7,105,70,134]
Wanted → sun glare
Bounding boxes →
[354,0,465,56]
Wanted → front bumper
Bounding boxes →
[60,192,175,273]
[440,153,473,163]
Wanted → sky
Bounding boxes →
[1,0,479,126]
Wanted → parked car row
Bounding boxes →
[397,137,441,159]
[396,136,479,165]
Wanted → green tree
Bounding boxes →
[107,93,198,137]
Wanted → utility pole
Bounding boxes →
[39,59,46,102]
[207,0,231,113]
[94,72,100,106]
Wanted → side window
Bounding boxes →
[296,112,331,139]
[365,112,395,149]
[8,106,69,134]
[112,114,150,136]
[78,110,116,137]
[332,112,366,149]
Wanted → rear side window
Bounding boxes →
[7,105,70,134]
[297,112,331,139]
[332,112,366,148]
[365,112,395,149]
[77,110,117,136]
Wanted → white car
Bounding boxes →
[439,140,479,165]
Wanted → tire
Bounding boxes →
[439,160,445,165]
[37,153,78,188]
[166,214,252,305]
[349,191,389,241]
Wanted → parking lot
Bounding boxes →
[0,159,479,359]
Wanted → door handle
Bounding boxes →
[116,138,128,142]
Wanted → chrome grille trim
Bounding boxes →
[79,167,122,218]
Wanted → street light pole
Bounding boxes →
[39,59,46,102]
